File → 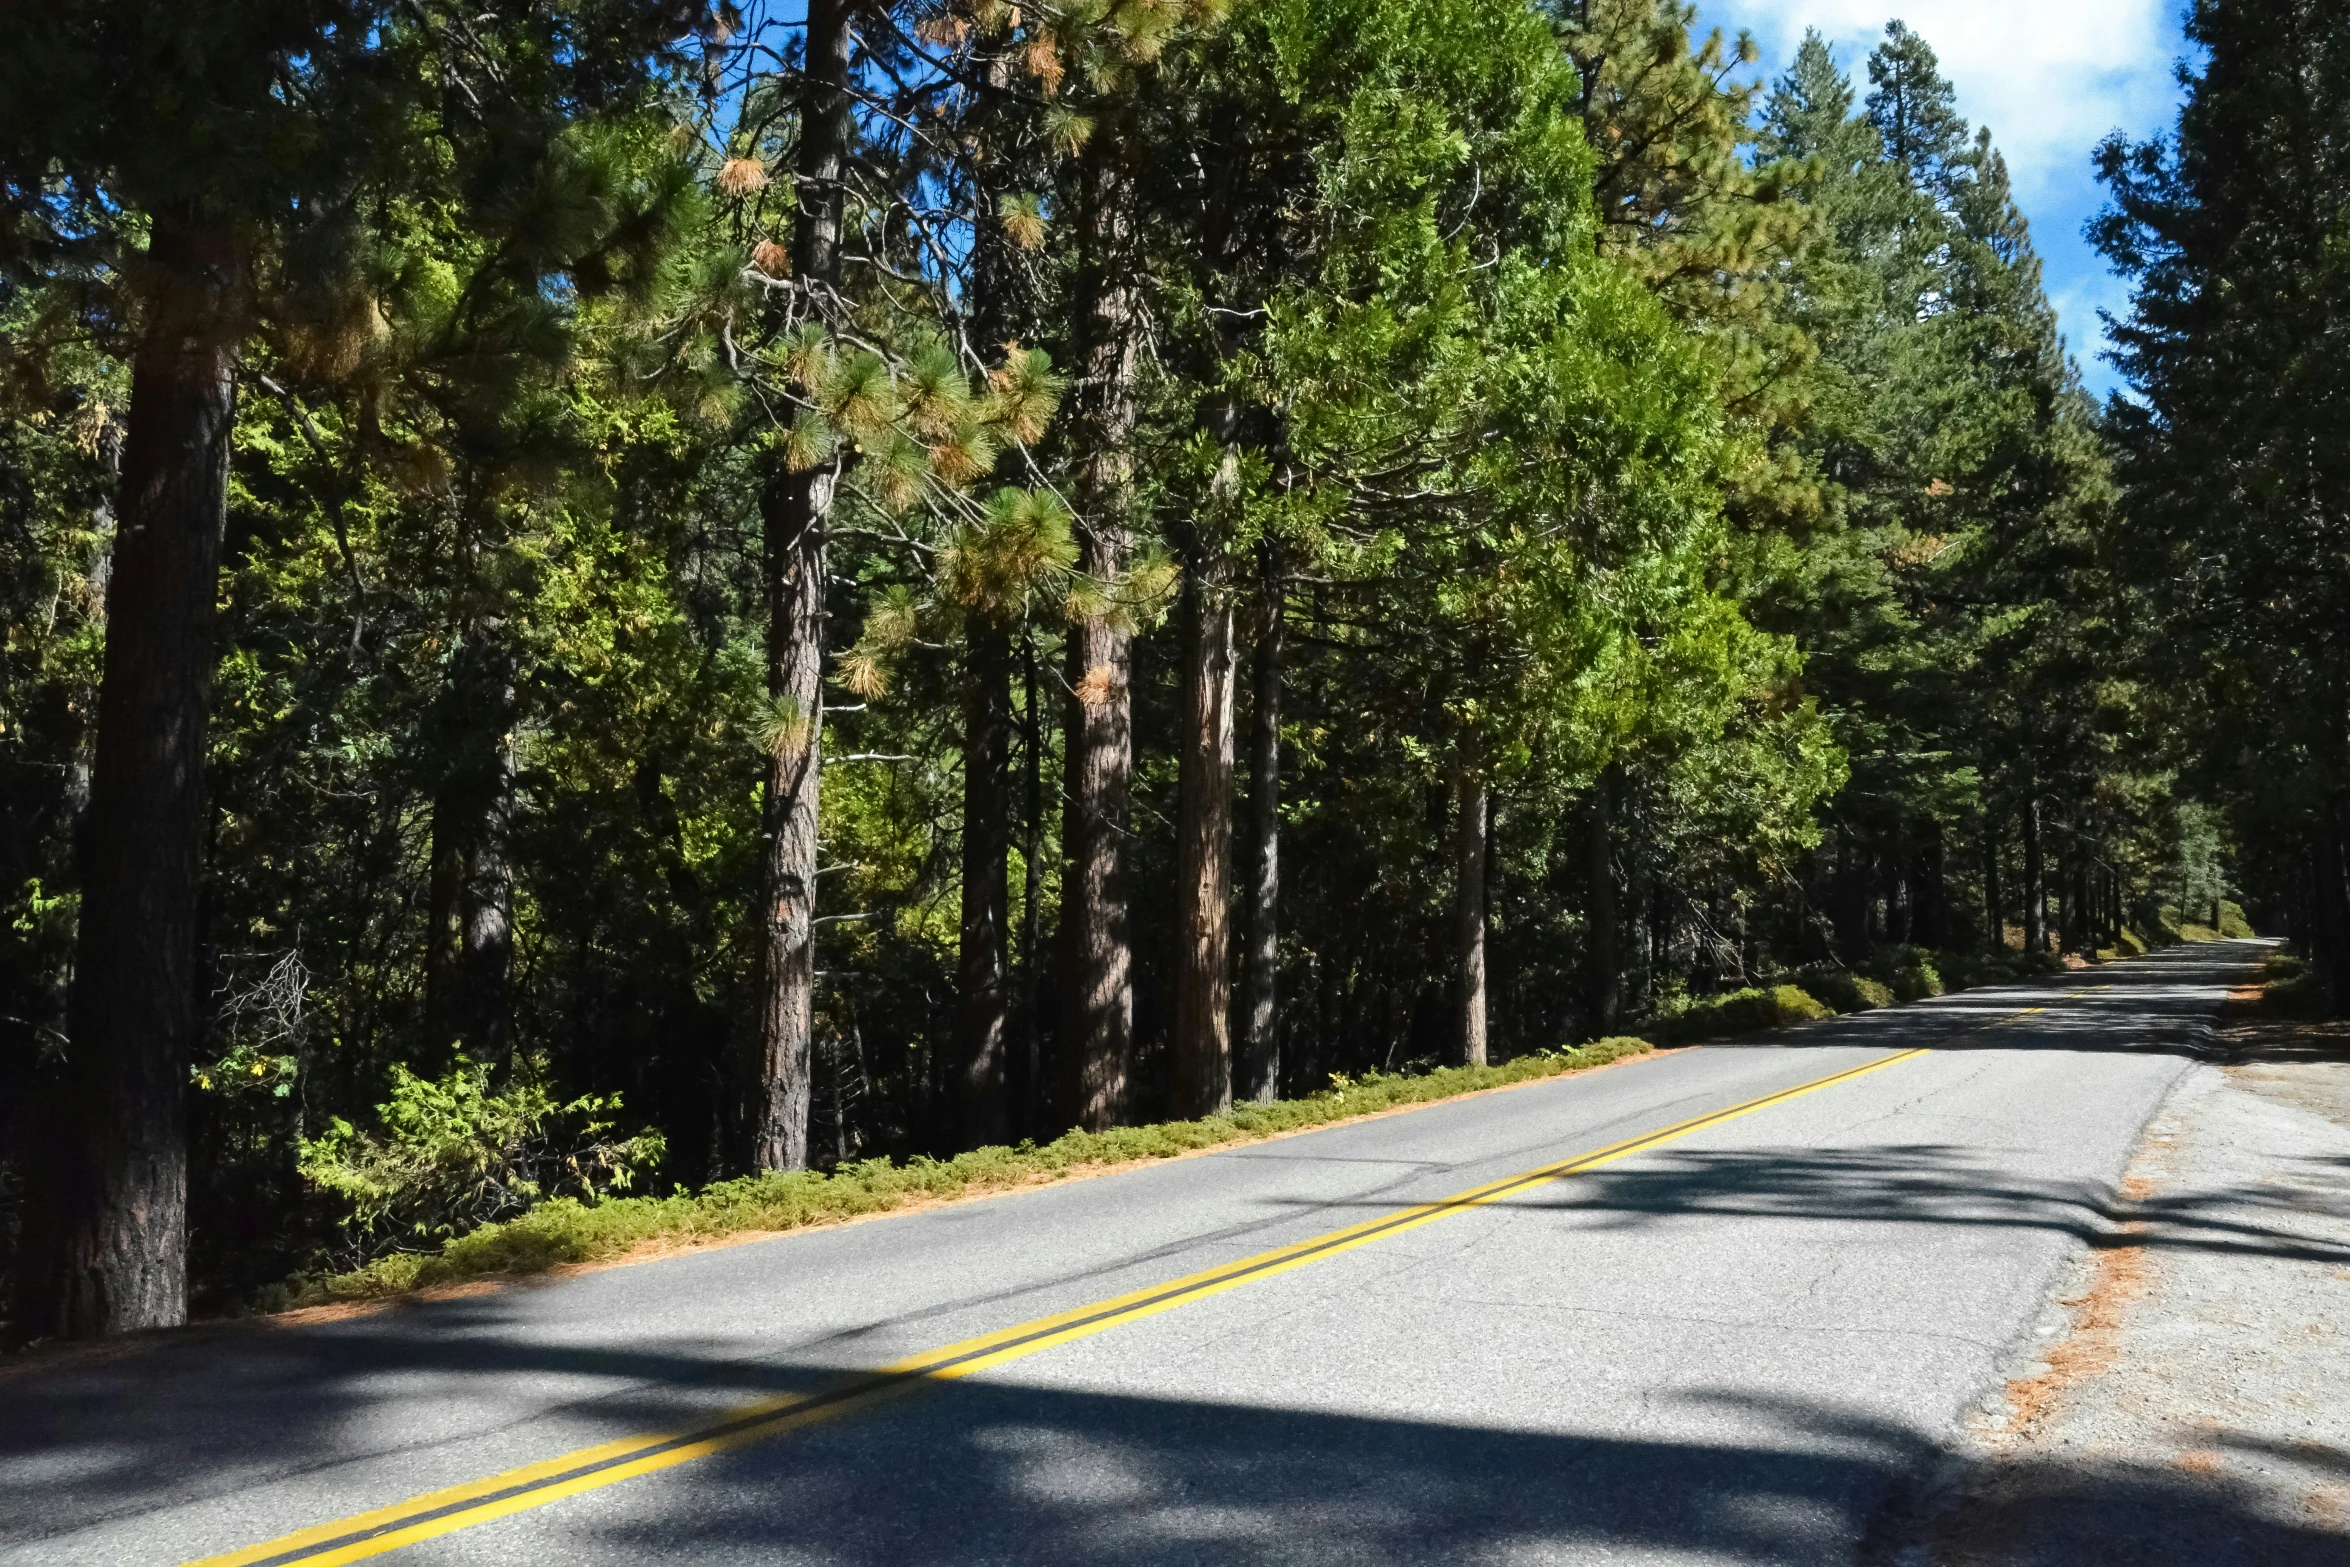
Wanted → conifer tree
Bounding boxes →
[0,0,702,1335]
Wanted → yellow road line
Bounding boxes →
[193,996,2084,1566]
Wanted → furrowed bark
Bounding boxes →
[748,0,850,1173]
[1455,743,1489,1068]
[1057,116,1141,1134]
[48,213,244,1336]
[1236,550,1283,1104]
[955,616,1012,1149]
[1172,558,1236,1118]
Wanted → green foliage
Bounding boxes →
[0,0,2261,1332]
[1866,945,1944,1002]
[1651,984,1830,1044]
[1803,970,1894,1014]
[297,1059,666,1267]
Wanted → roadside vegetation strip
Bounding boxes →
[200,1044,1934,1567]
[287,1035,1661,1308]
[281,948,2109,1312]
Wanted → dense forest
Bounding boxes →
[0,0,2325,1340]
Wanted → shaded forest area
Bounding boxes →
[0,0,2323,1339]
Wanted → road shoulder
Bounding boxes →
[1895,980,2350,1565]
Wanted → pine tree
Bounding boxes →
[0,0,702,1336]
[2094,0,2350,1000]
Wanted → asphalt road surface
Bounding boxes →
[2,942,2266,1566]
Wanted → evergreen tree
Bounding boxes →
[2094,0,2350,998]
[0,0,703,1336]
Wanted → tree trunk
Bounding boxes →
[1587,764,1621,1034]
[1914,828,1948,948]
[1172,560,1236,1118]
[1237,549,1283,1104]
[2022,798,2046,954]
[47,214,244,1336]
[1455,745,1489,1068]
[955,618,1012,1149]
[425,629,517,1065]
[1984,822,2004,953]
[1011,629,1044,1137]
[748,0,851,1173]
[1057,113,1141,1133]
[2323,795,2350,1013]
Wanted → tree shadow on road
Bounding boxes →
[7,1316,2346,1564]
[1275,1140,2350,1271]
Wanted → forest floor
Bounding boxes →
[1900,965,2350,1565]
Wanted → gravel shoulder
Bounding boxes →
[1904,967,2350,1566]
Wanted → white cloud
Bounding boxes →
[1703,0,2190,393]
[1710,0,2178,201]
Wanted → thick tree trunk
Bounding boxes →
[1587,764,1621,1033]
[955,618,1012,1149]
[748,0,850,1172]
[750,462,830,1173]
[1455,746,1489,1067]
[1057,116,1141,1133]
[2023,798,2046,954]
[1172,561,1237,1118]
[47,214,244,1336]
[1236,552,1283,1104]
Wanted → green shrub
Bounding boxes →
[1801,969,1895,1014]
[1652,984,1829,1044]
[297,1058,667,1271]
[1867,945,1945,1001]
[281,1036,1656,1308]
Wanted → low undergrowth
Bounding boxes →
[276,1034,1657,1309]
[271,934,2166,1315]
[2256,950,2329,1020]
[1650,984,1830,1044]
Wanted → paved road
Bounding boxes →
[2,943,2265,1566]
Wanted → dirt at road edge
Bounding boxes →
[1890,982,2350,1567]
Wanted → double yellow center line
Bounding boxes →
[196,992,2098,1565]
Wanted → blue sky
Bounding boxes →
[1700,0,2192,398]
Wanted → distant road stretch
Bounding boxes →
[2,943,2260,1567]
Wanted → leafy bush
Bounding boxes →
[1866,945,1945,1001]
[1651,985,1829,1044]
[281,1036,1657,1307]
[2168,899,2255,943]
[297,1059,666,1269]
[1801,969,1895,1014]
